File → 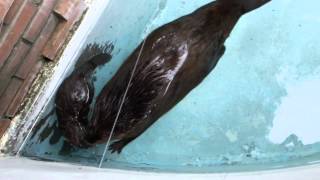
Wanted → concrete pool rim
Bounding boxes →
[0,156,320,180]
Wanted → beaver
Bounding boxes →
[64,0,271,153]
[55,52,111,147]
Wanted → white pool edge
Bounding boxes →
[0,156,319,180]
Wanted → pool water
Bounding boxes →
[21,0,320,172]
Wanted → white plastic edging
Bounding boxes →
[0,157,320,180]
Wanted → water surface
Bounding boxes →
[21,0,320,172]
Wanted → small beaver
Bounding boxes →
[55,53,111,147]
[67,0,271,153]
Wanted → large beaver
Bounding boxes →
[86,0,271,153]
[55,44,112,147]
[62,0,271,153]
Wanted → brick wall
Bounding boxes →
[0,0,87,138]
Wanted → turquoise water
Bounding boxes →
[21,0,320,172]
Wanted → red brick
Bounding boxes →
[0,78,23,116]
[3,0,24,25]
[0,119,11,138]
[23,0,58,43]
[0,41,30,96]
[15,14,59,79]
[0,0,14,26]
[42,0,87,60]
[0,1,37,69]
[53,0,80,21]
[6,60,43,117]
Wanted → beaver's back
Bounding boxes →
[87,0,271,150]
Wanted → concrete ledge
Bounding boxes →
[0,157,320,180]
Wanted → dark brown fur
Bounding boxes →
[55,44,113,147]
[82,0,271,153]
[59,0,271,152]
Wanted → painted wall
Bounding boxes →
[21,0,320,172]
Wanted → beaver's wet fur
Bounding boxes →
[58,0,271,153]
[55,44,113,147]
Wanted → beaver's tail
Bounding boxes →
[75,42,114,70]
[218,0,271,13]
[87,53,112,67]
[75,53,111,76]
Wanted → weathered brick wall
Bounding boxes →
[0,0,87,138]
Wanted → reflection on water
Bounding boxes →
[21,0,320,172]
